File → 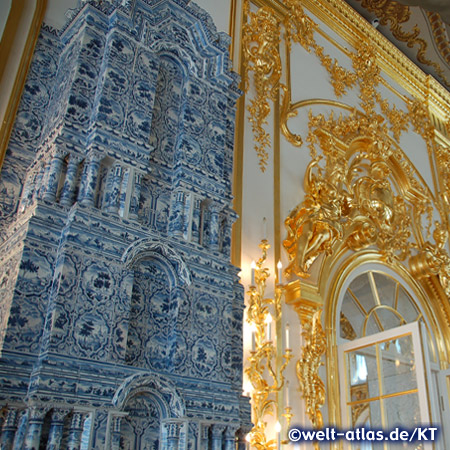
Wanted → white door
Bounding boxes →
[339,321,433,450]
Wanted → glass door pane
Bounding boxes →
[379,334,417,396]
[339,322,432,450]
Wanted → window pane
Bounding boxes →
[373,272,397,308]
[348,273,376,317]
[371,308,403,333]
[379,335,417,396]
[396,287,419,323]
[384,393,421,428]
[350,399,383,429]
[346,346,379,399]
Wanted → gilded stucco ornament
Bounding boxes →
[245,240,293,449]
[296,308,326,434]
[280,0,357,149]
[243,4,282,172]
[355,0,450,87]
[284,135,415,277]
[243,0,358,167]
[435,144,450,210]
[410,222,450,297]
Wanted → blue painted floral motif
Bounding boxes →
[0,0,250,447]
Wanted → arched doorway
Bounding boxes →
[329,261,448,450]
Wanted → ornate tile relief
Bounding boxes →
[0,0,250,447]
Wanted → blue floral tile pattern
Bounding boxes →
[0,0,250,448]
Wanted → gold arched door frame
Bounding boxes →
[322,249,450,432]
[283,131,450,439]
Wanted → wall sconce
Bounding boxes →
[245,238,293,449]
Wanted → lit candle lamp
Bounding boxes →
[277,260,282,283]
[285,322,290,350]
[275,421,281,449]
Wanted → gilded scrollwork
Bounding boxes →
[375,94,410,142]
[244,0,359,167]
[410,221,450,297]
[296,308,326,430]
[435,144,450,210]
[243,4,282,172]
[355,0,450,87]
[284,0,316,52]
[284,133,419,277]
[284,157,346,277]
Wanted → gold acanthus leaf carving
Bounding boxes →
[284,133,415,278]
[407,99,435,141]
[284,0,317,52]
[340,312,357,340]
[285,0,357,98]
[296,309,327,430]
[410,222,450,297]
[355,0,450,87]
[435,144,450,209]
[351,41,381,117]
[375,93,410,142]
[243,5,282,172]
[279,0,357,149]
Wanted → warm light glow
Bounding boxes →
[265,313,273,324]
[243,379,253,396]
[250,260,256,269]
[275,421,282,433]
[245,433,251,443]
[277,259,283,282]
[285,322,290,349]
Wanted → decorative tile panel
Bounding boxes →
[0,0,246,448]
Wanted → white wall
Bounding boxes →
[0,0,12,41]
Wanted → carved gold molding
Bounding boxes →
[285,280,326,437]
[296,308,326,434]
[243,0,359,170]
[242,0,450,173]
[354,0,450,87]
[242,2,282,172]
[281,33,450,363]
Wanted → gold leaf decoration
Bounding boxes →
[375,93,410,141]
[284,0,317,52]
[243,5,282,172]
[296,309,327,429]
[355,0,450,87]
[352,41,381,116]
[284,138,414,277]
